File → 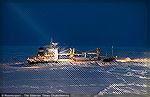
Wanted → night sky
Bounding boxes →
[1,0,150,48]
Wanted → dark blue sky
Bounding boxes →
[1,0,149,48]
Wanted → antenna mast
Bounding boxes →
[50,32,53,44]
[112,45,113,56]
[51,37,53,43]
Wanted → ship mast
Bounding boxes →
[50,37,53,44]
[50,32,54,44]
[112,45,113,57]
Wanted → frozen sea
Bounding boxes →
[0,46,150,96]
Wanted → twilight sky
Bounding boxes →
[1,0,150,48]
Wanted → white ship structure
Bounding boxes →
[27,40,116,64]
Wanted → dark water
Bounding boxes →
[0,46,150,95]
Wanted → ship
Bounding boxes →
[27,40,116,64]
